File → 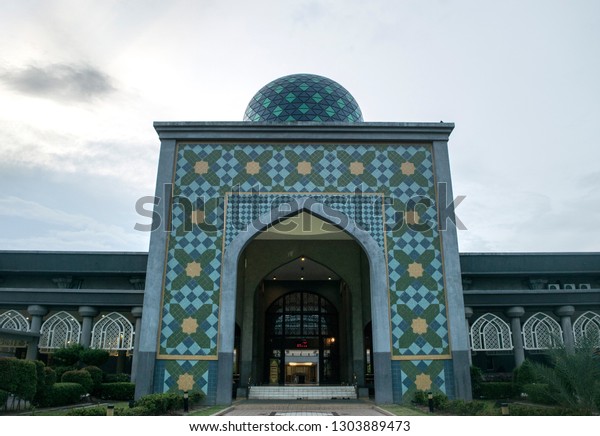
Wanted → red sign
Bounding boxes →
[296,339,308,348]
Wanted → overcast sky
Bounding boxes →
[1,0,599,253]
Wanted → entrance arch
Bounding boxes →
[217,197,392,405]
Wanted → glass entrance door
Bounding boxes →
[265,291,339,385]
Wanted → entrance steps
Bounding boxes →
[248,385,357,400]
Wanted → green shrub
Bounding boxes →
[53,366,77,381]
[62,369,93,394]
[33,361,48,405]
[83,366,103,393]
[33,365,58,406]
[42,382,85,407]
[413,390,427,405]
[443,399,488,415]
[103,373,131,383]
[66,406,108,416]
[116,406,150,416]
[99,382,135,400]
[44,366,57,386]
[189,390,205,404]
[479,382,515,399]
[135,392,183,415]
[470,366,483,397]
[51,344,83,366]
[513,360,536,390]
[508,403,591,416]
[522,383,557,405]
[412,391,448,410]
[0,357,38,401]
[0,389,9,405]
[80,349,109,367]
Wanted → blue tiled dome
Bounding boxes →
[244,73,363,123]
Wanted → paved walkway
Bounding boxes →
[218,399,392,416]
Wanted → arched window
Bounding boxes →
[522,312,563,350]
[39,311,81,350]
[0,310,29,332]
[573,311,600,347]
[0,310,30,351]
[91,312,134,351]
[470,313,513,351]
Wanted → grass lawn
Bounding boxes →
[187,406,230,416]
[379,405,429,416]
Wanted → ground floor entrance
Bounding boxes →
[264,291,340,386]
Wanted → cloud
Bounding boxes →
[0,196,149,251]
[0,63,115,101]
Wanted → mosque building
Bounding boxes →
[0,74,598,405]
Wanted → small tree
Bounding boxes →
[51,344,84,366]
[80,349,109,367]
[530,331,600,414]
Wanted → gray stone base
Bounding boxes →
[134,351,156,400]
[373,351,393,404]
[451,350,472,400]
[216,351,233,405]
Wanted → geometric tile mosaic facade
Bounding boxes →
[159,141,451,399]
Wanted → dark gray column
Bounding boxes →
[134,138,177,400]
[239,279,255,391]
[555,305,575,353]
[506,306,525,367]
[350,281,365,386]
[464,307,473,365]
[26,305,47,360]
[432,140,472,401]
[78,306,98,348]
[130,307,143,383]
[116,350,127,373]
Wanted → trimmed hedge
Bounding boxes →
[67,406,107,416]
[33,361,53,406]
[116,406,150,416]
[522,383,557,405]
[413,391,448,410]
[508,403,591,416]
[0,357,38,401]
[44,366,57,386]
[479,382,515,399]
[0,389,9,405]
[103,373,131,383]
[83,366,103,394]
[99,382,135,401]
[62,369,93,394]
[53,366,77,381]
[135,392,183,415]
[470,366,483,397]
[41,382,85,407]
[443,399,489,415]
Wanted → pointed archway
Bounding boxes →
[217,197,392,404]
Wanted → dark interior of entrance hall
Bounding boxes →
[234,213,374,392]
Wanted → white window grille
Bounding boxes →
[39,311,81,350]
[522,312,563,350]
[0,310,29,332]
[90,312,134,351]
[0,310,30,350]
[573,311,600,346]
[470,313,513,351]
